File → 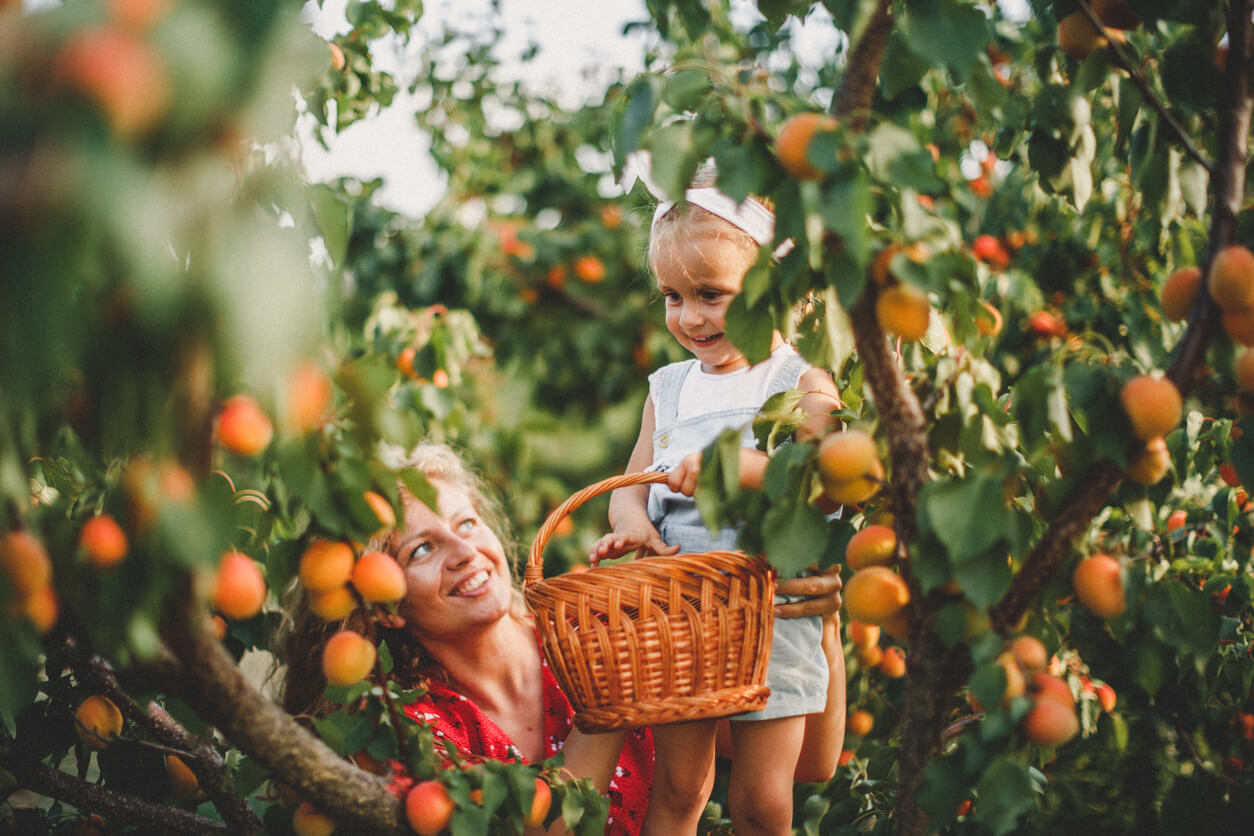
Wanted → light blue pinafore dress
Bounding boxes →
[644,345,828,721]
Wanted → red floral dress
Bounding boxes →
[403,655,653,835]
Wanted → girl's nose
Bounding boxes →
[679,300,704,328]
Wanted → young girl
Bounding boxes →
[590,169,843,836]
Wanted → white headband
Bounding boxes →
[652,187,776,246]
[622,151,787,252]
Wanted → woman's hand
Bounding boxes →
[775,565,842,619]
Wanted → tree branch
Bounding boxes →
[830,0,894,127]
[0,727,228,836]
[160,596,409,835]
[1075,1,1213,174]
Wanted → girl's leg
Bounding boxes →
[727,715,807,836]
[641,718,717,836]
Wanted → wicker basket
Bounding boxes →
[523,472,775,733]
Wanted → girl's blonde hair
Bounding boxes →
[647,165,775,279]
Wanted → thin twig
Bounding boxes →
[1075,1,1212,174]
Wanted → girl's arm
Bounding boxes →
[795,366,843,441]
[593,395,678,561]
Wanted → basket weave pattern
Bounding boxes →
[523,473,775,732]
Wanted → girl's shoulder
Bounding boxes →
[646,358,699,391]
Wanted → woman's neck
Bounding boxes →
[420,616,538,709]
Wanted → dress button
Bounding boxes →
[658,434,669,448]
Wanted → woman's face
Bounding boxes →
[391,477,515,641]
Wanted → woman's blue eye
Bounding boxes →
[408,542,433,563]
[457,518,476,534]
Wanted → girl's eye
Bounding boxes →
[662,291,680,302]
[700,289,723,302]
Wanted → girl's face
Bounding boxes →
[653,234,756,374]
[391,478,515,641]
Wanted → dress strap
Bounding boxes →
[650,360,697,428]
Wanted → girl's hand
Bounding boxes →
[775,565,843,618]
[589,523,678,564]
[665,453,703,497]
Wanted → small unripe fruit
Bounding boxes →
[1028,310,1068,338]
[299,540,354,593]
[875,284,931,341]
[406,780,454,836]
[1120,375,1182,441]
[1166,509,1187,532]
[212,550,266,620]
[1073,553,1126,618]
[776,112,838,180]
[846,524,897,570]
[79,514,128,568]
[844,566,910,625]
[351,551,407,604]
[1208,246,1254,311]
[322,630,377,687]
[75,695,124,749]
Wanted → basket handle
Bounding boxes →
[524,471,668,588]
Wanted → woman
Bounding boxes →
[281,443,845,835]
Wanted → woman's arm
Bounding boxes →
[526,730,627,836]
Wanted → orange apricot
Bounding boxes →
[292,801,336,836]
[1166,509,1187,532]
[1120,375,1182,441]
[875,284,931,341]
[847,709,874,737]
[847,619,881,650]
[362,491,396,534]
[817,429,879,483]
[21,585,59,633]
[526,778,552,828]
[212,550,266,620]
[1236,349,1254,394]
[299,539,355,593]
[845,524,898,570]
[327,41,346,72]
[823,458,885,505]
[1161,266,1201,322]
[1208,245,1254,311]
[574,256,606,283]
[775,112,838,180]
[1,530,52,596]
[1125,436,1171,485]
[75,695,124,749]
[1022,697,1079,747]
[322,630,377,687]
[406,780,454,836]
[351,551,407,604]
[1223,308,1254,346]
[165,754,205,803]
[1096,682,1117,712]
[878,645,907,678]
[856,644,884,668]
[844,566,910,625]
[215,394,274,457]
[1010,635,1049,674]
[52,26,171,138]
[79,514,128,569]
[285,362,333,433]
[309,586,357,621]
[1073,553,1126,618]
[1029,672,1075,708]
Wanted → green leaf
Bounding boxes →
[724,293,777,367]
[761,495,829,577]
[309,184,351,268]
[646,121,699,202]
[901,0,989,77]
[818,165,871,270]
[953,548,1013,610]
[865,123,942,192]
[921,474,1008,562]
[880,30,931,100]
[972,757,1037,835]
[612,75,659,165]
[661,68,710,112]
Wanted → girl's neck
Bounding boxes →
[699,331,787,374]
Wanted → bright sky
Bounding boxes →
[300,0,1031,217]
